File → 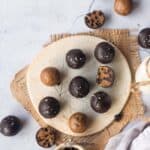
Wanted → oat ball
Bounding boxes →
[40,67,61,86]
[69,112,88,133]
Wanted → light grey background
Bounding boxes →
[0,0,150,150]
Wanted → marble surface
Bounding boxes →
[0,0,150,150]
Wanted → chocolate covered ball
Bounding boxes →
[138,28,150,48]
[91,91,112,113]
[0,116,22,136]
[36,127,56,148]
[96,66,115,88]
[94,42,115,64]
[69,112,87,133]
[69,76,90,98]
[39,97,60,118]
[66,49,86,69]
[40,67,61,86]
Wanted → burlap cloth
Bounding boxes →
[10,29,145,150]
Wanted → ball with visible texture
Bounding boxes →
[0,116,22,136]
[40,67,61,86]
[66,49,86,69]
[94,42,115,64]
[85,10,105,29]
[36,127,56,148]
[69,112,88,133]
[69,76,90,98]
[91,91,112,113]
[39,97,60,119]
[96,66,115,88]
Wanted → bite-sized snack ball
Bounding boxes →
[96,66,115,88]
[0,116,22,136]
[84,10,105,29]
[66,49,86,69]
[138,28,150,49]
[39,97,60,118]
[40,67,61,86]
[69,112,88,133]
[91,91,112,113]
[69,76,90,98]
[36,127,56,148]
[94,42,115,64]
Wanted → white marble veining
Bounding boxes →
[0,0,150,150]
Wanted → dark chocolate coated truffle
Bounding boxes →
[94,42,115,64]
[69,76,90,98]
[39,97,60,118]
[0,116,22,136]
[66,49,86,69]
[36,127,56,148]
[96,66,115,88]
[91,91,112,113]
[138,28,150,49]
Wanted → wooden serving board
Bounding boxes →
[27,35,132,137]
[10,29,144,150]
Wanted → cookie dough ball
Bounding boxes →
[36,127,56,148]
[94,42,115,64]
[69,112,88,133]
[0,116,22,136]
[138,28,150,49]
[69,76,90,98]
[66,49,86,69]
[91,91,112,113]
[40,67,61,86]
[39,97,60,118]
[96,66,115,88]
[85,10,105,29]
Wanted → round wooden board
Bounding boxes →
[26,35,131,136]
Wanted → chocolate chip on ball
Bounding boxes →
[138,28,150,49]
[91,91,112,113]
[114,112,123,122]
[66,49,86,69]
[96,66,115,88]
[0,116,22,136]
[36,127,56,148]
[69,76,90,98]
[94,42,115,64]
[39,97,60,118]
[40,67,61,86]
[85,10,105,29]
[69,112,88,133]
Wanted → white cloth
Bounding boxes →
[105,120,150,150]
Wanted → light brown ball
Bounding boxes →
[69,112,88,133]
[40,67,61,86]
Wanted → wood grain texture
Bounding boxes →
[10,29,144,150]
